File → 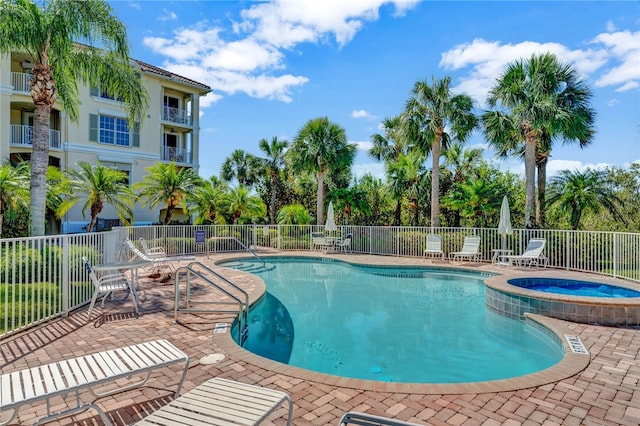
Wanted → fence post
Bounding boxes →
[61,234,70,316]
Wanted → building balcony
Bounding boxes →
[162,146,193,164]
[10,124,61,150]
[11,72,32,94]
[162,106,193,126]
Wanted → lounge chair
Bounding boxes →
[0,339,189,426]
[423,234,444,260]
[139,237,167,259]
[503,238,547,267]
[335,233,353,253]
[123,238,194,274]
[136,377,293,425]
[83,256,139,319]
[339,411,421,426]
[449,236,481,262]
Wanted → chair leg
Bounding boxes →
[87,291,100,320]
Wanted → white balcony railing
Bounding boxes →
[10,72,33,93]
[162,106,192,125]
[10,124,62,149]
[162,146,193,164]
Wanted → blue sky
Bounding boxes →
[108,0,640,181]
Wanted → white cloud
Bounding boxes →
[352,162,385,179]
[439,33,635,107]
[352,140,373,151]
[142,1,418,105]
[546,160,610,177]
[158,9,178,22]
[351,109,373,119]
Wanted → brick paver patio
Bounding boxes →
[0,253,638,425]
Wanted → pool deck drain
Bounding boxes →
[1,251,639,425]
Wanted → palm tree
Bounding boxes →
[0,162,30,238]
[0,0,148,236]
[547,168,624,230]
[442,143,484,226]
[287,117,356,225]
[403,76,477,227]
[386,150,426,225]
[482,52,595,229]
[191,176,228,224]
[134,162,201,225]
[226,185,266,224]
[276,204,311,225]
[221,149,260,186]
[57,162,134,232]
[329,186,370,226]
[257,137,288,223]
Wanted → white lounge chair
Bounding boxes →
[503,238,547,267]
[0,339,189,426]
[339,411,420,426]
[124,238,194,274]
[136,377,293,426]
[423,234,444,260]
[139,237,167,259]
[83,256,139,319]
[449,236,481,262]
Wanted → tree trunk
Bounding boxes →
[270,171,277,224]
[523,125,538,229]
[536,157,548,228]
[431,132,442,227]
[164,205,174,225]
[316,170,325,225]
[394,200,401,226]
[29,62,56,237]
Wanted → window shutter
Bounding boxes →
[132,122,140,147]
[90,86,99,97]
[89,114,98,141]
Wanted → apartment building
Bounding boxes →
[0,52,211,234]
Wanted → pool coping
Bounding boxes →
[213,254,592,395]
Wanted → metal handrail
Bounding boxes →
[173,262,249,343]
[226,237,265,267]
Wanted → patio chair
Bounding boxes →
[423,234,444,260]
[83,256,139,320]
[312,232,329,251]
[139,237,167,259]
[503,238,547,267]
[339,411,420,426]
[449,236,481,262]
[335,233,353,253]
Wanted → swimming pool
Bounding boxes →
[221,257,563,384]
[508,277,640,298]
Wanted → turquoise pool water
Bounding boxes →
[221,257,563,383]
[508,277,640,298]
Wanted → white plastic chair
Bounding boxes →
[139,237,167,259]
[336,233,353,253]
[423,234,444,260]
[311,232,328,251]
[449,236,481,262]
[83,256,139,319]
[504,238,547,267]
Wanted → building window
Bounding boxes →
[89,114,139,147]
[99,115,130,146]
[91,86,123,102]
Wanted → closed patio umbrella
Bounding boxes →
[498,195,513,250]
[325,201,337,233]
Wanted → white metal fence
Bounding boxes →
[1,225,639,338]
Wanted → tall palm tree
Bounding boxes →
[0,162,30,238]
[547,168,624,230]
[134,162,201,225]
[57,162,134,232]
[226,185,266,224]
[191,176,228,224]
[482,52,595,228]
[287,117,356,225]
[403,76,478,227]
[0,0,148,236]
[257,137,288,223]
